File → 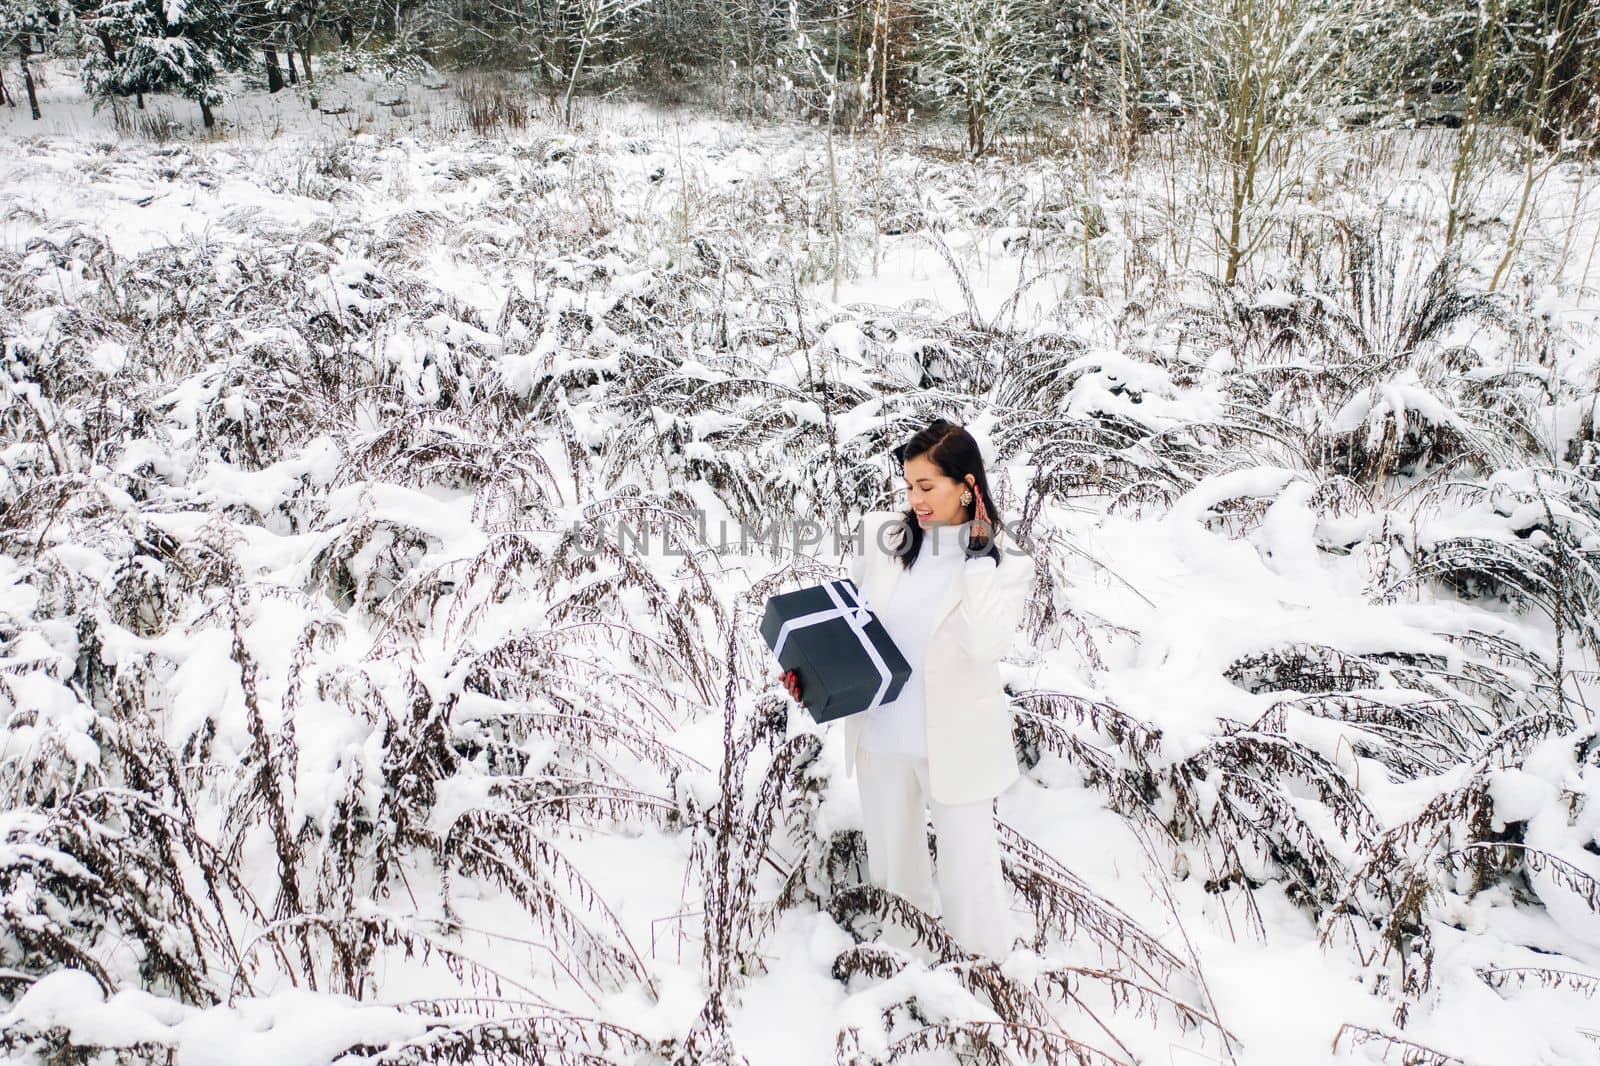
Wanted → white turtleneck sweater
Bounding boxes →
[861,521,989,759]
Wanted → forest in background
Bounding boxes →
[3,0,1600,160]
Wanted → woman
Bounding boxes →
[778,419,1036,959]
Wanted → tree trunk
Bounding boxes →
[297,23,314,84]
[200,97,215,129]
[284,29,299,85]
[1532,0,1586,151]
[265,46,285,93]
[1,63,11,107]
[20,39,40,120]
[338,15,355,72]
[562,36,588,126]
[868,0,913,119]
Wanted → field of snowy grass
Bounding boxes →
[3,62,1600,1065]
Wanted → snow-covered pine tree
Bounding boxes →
[77,0,253,127]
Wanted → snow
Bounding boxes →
[0,970,432,1062]
[1487,767,1559,831]
[1329,367,1468,443]
[3,55,1600,1066]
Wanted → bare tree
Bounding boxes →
[1,0,59,119]
[558,0,646,124]
[1166,0,1371,283]
[914,0,1048,158]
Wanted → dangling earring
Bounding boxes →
[959,489,973,506]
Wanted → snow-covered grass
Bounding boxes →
[3,59,1600,1065]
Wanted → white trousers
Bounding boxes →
[855,744,1016,959]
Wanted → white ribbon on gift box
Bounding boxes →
[771,578,896,714]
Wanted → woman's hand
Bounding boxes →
[967,480,993,550]
[775,669,802,703]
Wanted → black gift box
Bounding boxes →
[760,577,911,724]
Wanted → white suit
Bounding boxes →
[840,509,1036,957]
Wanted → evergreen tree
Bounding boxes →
[79,0,253,126]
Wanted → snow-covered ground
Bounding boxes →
[3,63,1600,1065]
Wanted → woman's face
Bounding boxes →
[902,454,972,529]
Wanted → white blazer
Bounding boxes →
[841,509,1036,806]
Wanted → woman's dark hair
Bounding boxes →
[889,418,1003,569]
